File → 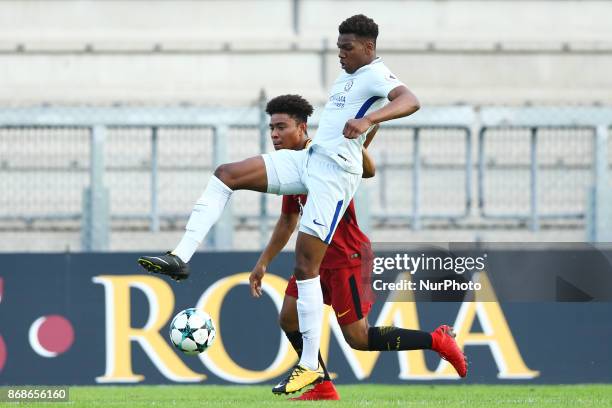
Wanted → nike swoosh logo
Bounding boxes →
[313,219,326,227]
[151,257,169,265]
[337,309,351,318]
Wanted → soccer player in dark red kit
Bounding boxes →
[249,94,467,400]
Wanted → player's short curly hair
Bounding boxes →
[265,94,314,124]
[338,14,378,42]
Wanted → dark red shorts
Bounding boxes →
[285,265,372,326]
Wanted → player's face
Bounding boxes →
[337,34,374,74]
[269,113,306,151]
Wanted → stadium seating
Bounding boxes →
[0,0,611,105]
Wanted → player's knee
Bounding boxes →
[293,262,317,281]
[343,328,369,351]
[215,162,252,190]
[293,264,307,280]
[213,164,235,187]
[293,253,320,280]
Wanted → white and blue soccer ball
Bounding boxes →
[169,308,216,355]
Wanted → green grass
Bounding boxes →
[5,385,612,407]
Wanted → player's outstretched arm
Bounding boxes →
[344,86,420,139]
[249,212,299,297]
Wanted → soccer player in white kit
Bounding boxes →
[138,14,421,393]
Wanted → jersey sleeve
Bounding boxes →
[281,195,300,214]
[368,66,406,99]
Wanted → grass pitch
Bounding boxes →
[12,384,612,407]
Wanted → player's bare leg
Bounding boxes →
[273,232,328,395]
[138,156,268,280]
[279,295,300,333]
[213,156,268,192]
[339,318,370,350]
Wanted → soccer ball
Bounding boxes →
[169,308,216,355]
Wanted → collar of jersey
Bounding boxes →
[350,57,382,75]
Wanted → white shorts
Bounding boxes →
[262,148,361,244]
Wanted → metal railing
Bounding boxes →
[477,125,594,230]
[1,104,612,250]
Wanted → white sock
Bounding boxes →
[296,276,323,371]
[172,176,233,263]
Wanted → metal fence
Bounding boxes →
[478,126,594,228]
[1,104,611,251]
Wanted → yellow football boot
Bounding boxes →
[272,364,324,395]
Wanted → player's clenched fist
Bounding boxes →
[249,264,266,298]
[343,117,374,139]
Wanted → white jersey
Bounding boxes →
[311,57,405,174]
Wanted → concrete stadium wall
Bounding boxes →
[1,0,611,43]
[0,0,294,42]
[1,0,611,104]
[2,50,611,105]
[300,0,612,43]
